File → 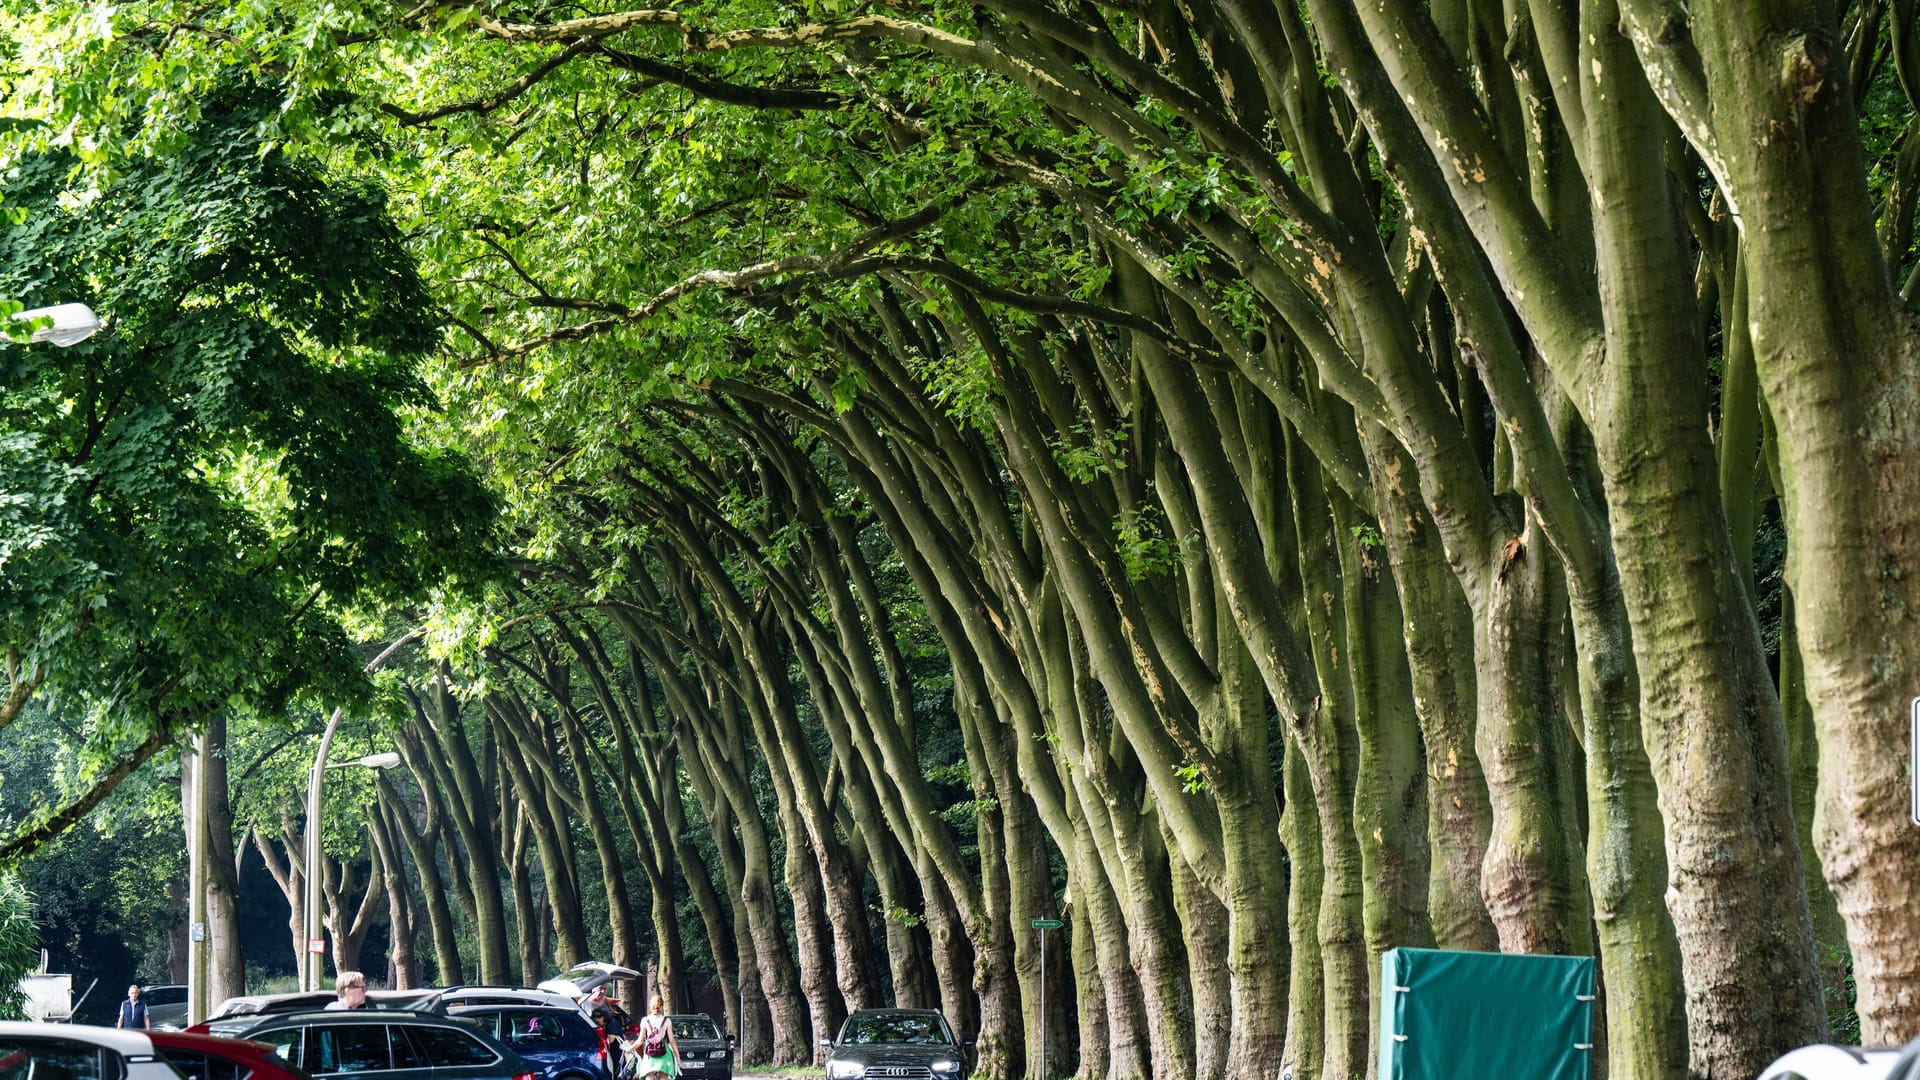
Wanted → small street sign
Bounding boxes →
[190,923,205,943]
[308,938,327,954]
[1031,917,1062,930]
[1910,697,1919,826]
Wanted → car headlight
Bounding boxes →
[932,1060,960,1073]
[826,1062,863,1080]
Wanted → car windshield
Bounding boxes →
[840,1016,949,1046]
[670,1019,720,1040]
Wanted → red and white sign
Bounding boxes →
[308,938,327,954]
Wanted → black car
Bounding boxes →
[449,1005,610,1080]
[199,990,447,1028]
[821,1010,968,1080]
[204,1010,533,1080]
[664,1015,733,1080]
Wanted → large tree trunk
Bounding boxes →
[378,783,463,986]
[368,806,417,989]
[1170,843,1229,1080]
[489,695,590,969]
[197,715,246,1003]
[1279,743,1324,1080]
[508,809,542,986]
[1365,431,1497,953]
[251,821,308,987]
[1062,774,1149,1080]
[1580,9,1826,1068]
[407,678,513,983]
[1781,594,1856,1029]
[1670,0,1920,1045]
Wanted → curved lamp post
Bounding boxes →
[10,303,102,346]
[301,631,421,992]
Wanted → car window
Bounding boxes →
[311,1026,392,1075]
[157,1051,246,1080]
[385,1028,431,1072]
[839,1016,951,1046]
[250,1028,304,1069]
[142,989,189,1007]
[445,1013,498,1038]
[404,1028,497,1069]
[0,1038,109,1080]
[669,1019,720,1041]
[504,1012,585,1050]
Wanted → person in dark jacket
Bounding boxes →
[116,985,150,1030]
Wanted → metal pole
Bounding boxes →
[189,731,210,1023]
[1037,926,1046,1080]
[306,707,344,993]
[304,630,423,992]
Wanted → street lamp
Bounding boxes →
[299,630,421,991]
[333,752,403,771]
[303,717,403,992]
[9,303,102,346]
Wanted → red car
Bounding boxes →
[147,1029,313,1080]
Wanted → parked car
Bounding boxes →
[141,986,190,1032]
[0,1021,190,1080]
[148,1030,311,1080]
[201,1010,533,1080]
[664,1015,732,1080]
[448,1005,607,1080]
[437,989,590,1020]
[533,965,637,1005]
[820,1010,968,1080]
[196,990,446,1030]
[1757,1040,1919,1080]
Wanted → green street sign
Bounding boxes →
[1031,917,1063,929]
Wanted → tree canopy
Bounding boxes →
[5,2,1920,1079]
[0,83,494,861]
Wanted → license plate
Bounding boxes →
[682,1062,705,1070]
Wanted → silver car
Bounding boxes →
[1757,1041,1920,1080]
[137,986,189,1032]
[0,1022,188,1080]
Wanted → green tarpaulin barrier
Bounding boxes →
[1377,947,1595,1080]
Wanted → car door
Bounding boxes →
[403,1024,511,1080]
[308,1024,394,1077]
[498,1010,574,1079]
[248,1026,306,1072]
[155,1049,248,1080]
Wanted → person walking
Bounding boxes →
[115,985,149,1030]
[621,995,678,1080]
[325,971,369,1010]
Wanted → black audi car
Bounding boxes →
[821,1009,969,1080]
[665,1014,734,1080]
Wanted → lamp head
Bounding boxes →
[12,303,102,347]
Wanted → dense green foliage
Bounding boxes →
[0,83,495,860]
[7,3,1920,1080]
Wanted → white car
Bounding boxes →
[0,1022,186,1080]
[438,987,593,1018]
[1757,1043,1915,1079]
[535,963,640,1002]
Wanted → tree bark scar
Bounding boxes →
[1497,535,1525,580]
[1783,32,1832,120]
